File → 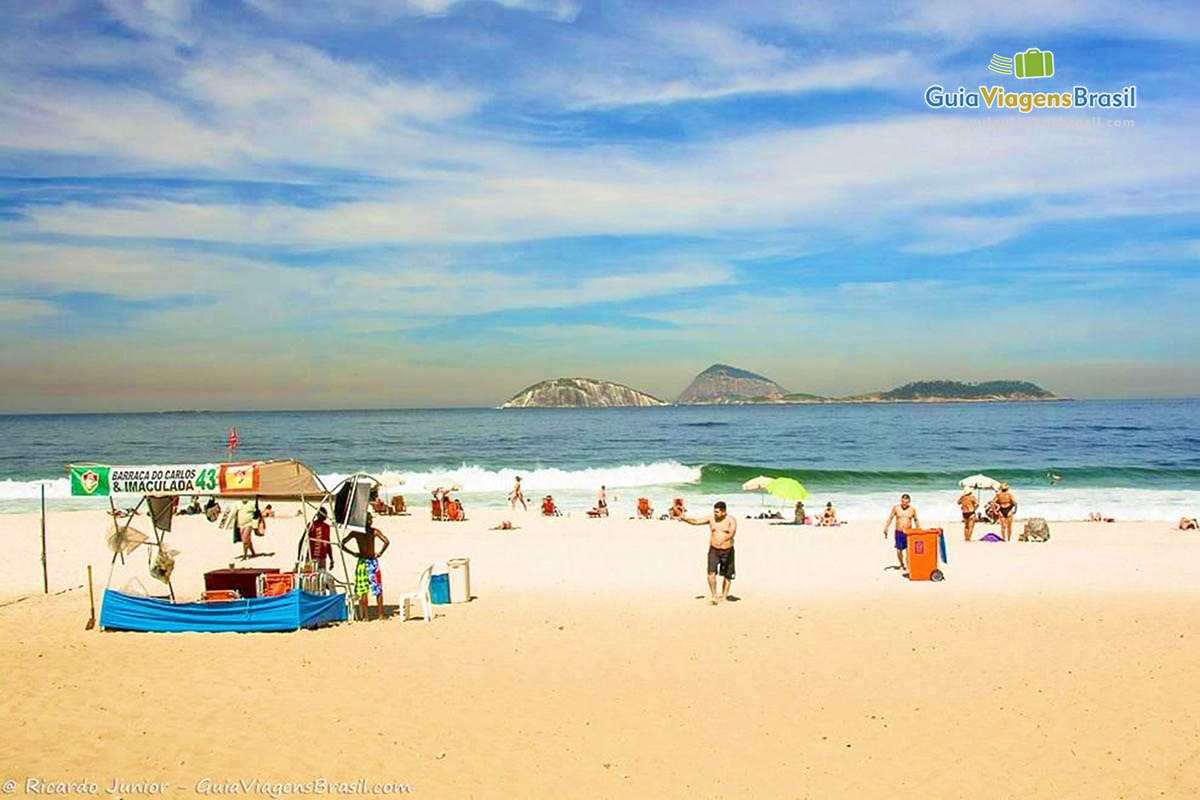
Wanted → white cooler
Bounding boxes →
[448,557,471,603]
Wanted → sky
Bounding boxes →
[1,0,1198,411]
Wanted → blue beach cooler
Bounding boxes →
[430,573,451,604]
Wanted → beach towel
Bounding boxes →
[980,532,1003,542]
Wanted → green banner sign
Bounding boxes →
[68,464,221,496]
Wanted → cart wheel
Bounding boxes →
[930,569,944,582]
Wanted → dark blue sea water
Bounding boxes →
[2,399,1197,519]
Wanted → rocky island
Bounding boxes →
[676,364,788,404]
[502,378,668,408]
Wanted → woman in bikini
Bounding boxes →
[994,483,1016,541]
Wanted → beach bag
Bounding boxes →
[979,533,1003,542]
[1020,517,1051,542]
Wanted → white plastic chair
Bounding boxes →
[399,564,434,623]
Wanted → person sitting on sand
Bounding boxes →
[682,500,738,605]
[1178,518,1197,530]
[668,498,687,520]
[794,500,805,524]
[509,476,527,511]
[819,502,838,526]
[883,493,920,570]
[958,489,979,541]
[342,513,390,621]
[994,483,1017,541]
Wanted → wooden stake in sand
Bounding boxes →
[86,565,96,631]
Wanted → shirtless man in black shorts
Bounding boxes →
[683,501,738,605]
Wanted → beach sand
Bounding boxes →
[3,507,1200,798]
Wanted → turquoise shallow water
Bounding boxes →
[1,399,1198,519]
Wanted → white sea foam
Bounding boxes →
[1,468,1197,521]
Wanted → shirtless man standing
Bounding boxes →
[342,513,391,621]
[883,493,920,570]
[958,489,979,541]
[683,501,738,605]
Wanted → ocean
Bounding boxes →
[2,399,1198,521]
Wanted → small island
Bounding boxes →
[502,378,668,408]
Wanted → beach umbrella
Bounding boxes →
[765,477,809,502]
[741,475,774,491]
[958,474,1000,490]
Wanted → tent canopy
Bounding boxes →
[67,459,329,501]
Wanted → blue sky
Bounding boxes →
[1,0,1198,410]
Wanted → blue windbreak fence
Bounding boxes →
[99,589,347,632]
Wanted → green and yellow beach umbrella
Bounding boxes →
[765,477,808,502]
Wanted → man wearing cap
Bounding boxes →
[958,489,979,541]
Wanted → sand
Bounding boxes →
[2,506,1200,798]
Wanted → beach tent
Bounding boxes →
[66,459,349,632]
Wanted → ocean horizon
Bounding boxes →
[4,398,1197,521]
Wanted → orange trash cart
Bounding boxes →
[906,528,943,581]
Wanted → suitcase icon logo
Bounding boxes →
[989,48,1055,79]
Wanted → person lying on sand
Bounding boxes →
[1179,517,1198,530]
[490,521,519,530]
[1088,512,1117,523]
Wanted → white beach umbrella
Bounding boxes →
[741,475,774,491]
[958,474,1001,491]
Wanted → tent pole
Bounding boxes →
[40,483,48,594]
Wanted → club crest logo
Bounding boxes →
[79,469,100,495]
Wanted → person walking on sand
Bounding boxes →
[683,500,738,605]
[509,476,527,511]
[994,482,1017,541]
[232,497,259,560]
[597,485,608,517]
[883,493,920,570]
[958,489,979,541]
[342,513,391,621]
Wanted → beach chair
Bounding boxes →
[399,564,434,623]
[391,495,407,515]
[431,498,443,520]
[201,589,240,603]
[541,495,559,516]
[446,500,461,522]
[637,497,653,519]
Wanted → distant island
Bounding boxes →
[502,378,668,408]
[677,364,787,404]
[501,366,1060,407]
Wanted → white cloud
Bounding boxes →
[0,297,59,321]
[100,0,199,44]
